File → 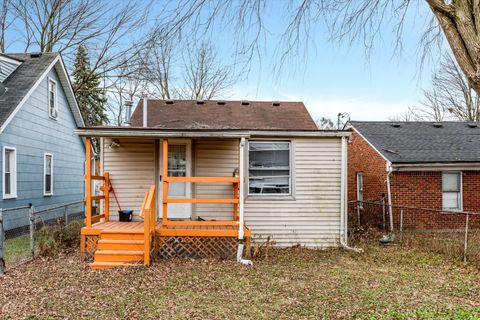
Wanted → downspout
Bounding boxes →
[340,136,363,252]
[236,137,252,265]
[386,162,394,232]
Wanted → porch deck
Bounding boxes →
[82,221,251,238]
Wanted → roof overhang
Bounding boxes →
[392,162,480,171]
[74,127,351,139]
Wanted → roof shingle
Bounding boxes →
[351,121,480,164]
[129,100,318,130]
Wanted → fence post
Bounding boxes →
[64,204,68,226]
[357,201,361,227]
[29,204,35,259]
[382,197,386,230]
[0,208,4,275]
[399,208,403,242]
[464,213,469,263]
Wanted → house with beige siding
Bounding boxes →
[76,100,350,270]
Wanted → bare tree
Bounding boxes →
[159,1,480,95]
[182,43,234,100]
[9,0,153,91]
[0,0,13,52]
[316,117,335,130]
[418,54,479,121]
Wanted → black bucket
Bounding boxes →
[119,210,133,222]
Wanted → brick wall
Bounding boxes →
[390,171,480,230]
[347,130,387,202]
[348,129,480,230]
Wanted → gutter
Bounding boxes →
[74,128,352,139]
[339,136,363,253]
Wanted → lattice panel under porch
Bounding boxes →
[155,236,240,260]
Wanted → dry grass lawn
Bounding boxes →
[1,242,480,319]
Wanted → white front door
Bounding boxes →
[159,139,192,219]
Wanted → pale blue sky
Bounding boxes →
[5,2,441,122]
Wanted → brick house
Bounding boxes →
[348,121,480,230]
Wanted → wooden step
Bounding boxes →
[99,232,144,240]
[94,250,144,262]
[90,261,143,270]
[97,239,145,251]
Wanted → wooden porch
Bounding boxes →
[81,137,250,270]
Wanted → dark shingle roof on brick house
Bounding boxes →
[130,100,318,130]
[350,121,480,164]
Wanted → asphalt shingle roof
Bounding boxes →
[129,100,319,130]
[350,121,480,164]
[0,53,59,129]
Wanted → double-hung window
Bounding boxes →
[3,147,17,199]
[248,141,291,195]
[44,153,53,196]
[442,172,462,211]
[48,78,58,119]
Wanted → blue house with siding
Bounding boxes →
[0,53,85,229]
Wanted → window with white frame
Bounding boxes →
[44,154,53,195]
[48,79,58,119]
[356,173,364,208]
[3,147,17,199]
[442,172,462,211]
[248,141,291,195]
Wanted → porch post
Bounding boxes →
[104,172,110,222]
[162,139,169,226]
[85,137,92,229]
[238,137,246,239]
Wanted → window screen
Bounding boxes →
[248,142,290,195]
[4,149,11,195]
[442,172,461,210]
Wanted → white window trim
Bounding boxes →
[3,146,17,199]
[247,140,292,197]
[48,77,58,120]
[442,171,463,212]
[44,153,53,196]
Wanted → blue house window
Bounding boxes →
[48,78,58,119]
[44,153,53,196]
[3,146,17,199]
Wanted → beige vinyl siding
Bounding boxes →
[245,138,342,248]
[103,138,155,221]
[193,139,238,220]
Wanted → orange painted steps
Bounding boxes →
[90,229,146,270]
[94,250,144,262]
[97,239,144,251]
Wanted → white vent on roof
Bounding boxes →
[468,123,478,128]
[433,122,443,128]
[391,123,401,128]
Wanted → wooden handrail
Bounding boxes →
[165,176,239,183]
[91,175,105,181]
[143,185,156,266]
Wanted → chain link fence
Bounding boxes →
[0,201,84,273]
[348,200,480,266]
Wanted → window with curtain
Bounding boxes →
[248,141,291,195]
[442,172,462,211]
